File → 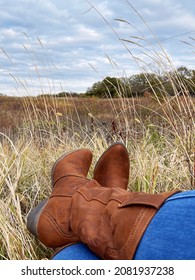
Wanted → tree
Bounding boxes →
[86,77,123,98]
[127,74,143,96]
[176,66,195,95]
[177,66,193,79]
[127,73,163,96]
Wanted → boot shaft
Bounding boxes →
[71,186,180,259]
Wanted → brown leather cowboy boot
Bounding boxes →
[94,143,130,189]
[27,143,130,251]
[70,184,180,259]
[27,148,95,247]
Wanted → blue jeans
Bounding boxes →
[52,191,195,260]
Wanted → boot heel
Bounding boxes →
[27,198,48,237]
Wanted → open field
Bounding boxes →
[0,0,195,260]
[0,93,195,259]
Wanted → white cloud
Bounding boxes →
[1,28,20,38]
[142,0,170,4]
[82,0,115,17]
[94,1,115,17]
[77,25,102,40]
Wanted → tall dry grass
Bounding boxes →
[1,93,194,260]
[0,2,195,259]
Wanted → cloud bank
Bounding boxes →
[0,0,195,96]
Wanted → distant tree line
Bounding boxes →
[38,91,81,98]
[53,92,80,98]
[36,66,195,98]
[85,66,195,98]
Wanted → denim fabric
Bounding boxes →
[52,243,100,260]
[52,191,195,260]
[134,190,195,260]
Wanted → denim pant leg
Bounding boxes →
[52,191,195,260]
[134,190,195,260]
[52,243,101,260]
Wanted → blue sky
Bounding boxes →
[0,0,195,96]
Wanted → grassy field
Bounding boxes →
[0,90,195,259]
[0,0,194,260]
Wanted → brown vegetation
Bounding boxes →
[0,92,195,259]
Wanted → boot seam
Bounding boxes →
[40,211,76,240]
[53,174,89,187]
[119,207,156,259]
